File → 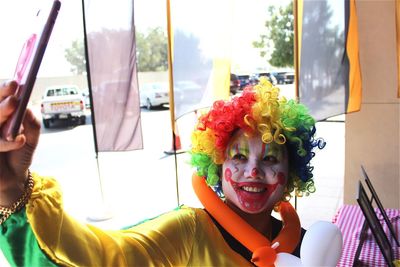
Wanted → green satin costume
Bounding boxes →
[0,173,253,266]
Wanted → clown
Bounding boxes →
[0,79,326,267]
[190,78,326,265]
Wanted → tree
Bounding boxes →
[253,2,294,68]
[64,27,168,74]
[136,27,168,72]
[64,39,86,75]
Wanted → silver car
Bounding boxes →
[139,82,170,110]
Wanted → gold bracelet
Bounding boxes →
[0,170,34,225]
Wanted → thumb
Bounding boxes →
[22,109,40,148]
[0,135,26,152]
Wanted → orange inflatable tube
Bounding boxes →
[192,173,301,266]
[272,201,301,253]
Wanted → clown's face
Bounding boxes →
[222,130,289,214]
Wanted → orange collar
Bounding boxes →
[192,173,301,267]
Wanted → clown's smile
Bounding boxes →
[229,180,281,212]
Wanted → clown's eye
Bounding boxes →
[232,153,247,161]
[263,155,278,163]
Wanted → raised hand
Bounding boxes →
[0,81,41,206]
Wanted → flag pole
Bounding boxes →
[166,0,180,206]
[81,0,98,156]
[293,0,300,209]
[294,0,300,100]
[81,0,112,221]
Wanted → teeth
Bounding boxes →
[242,186,265,193]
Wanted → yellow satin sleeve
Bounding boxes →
[26,173,250,266]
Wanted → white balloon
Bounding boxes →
[275,252,302,267]
[300,221,343,267]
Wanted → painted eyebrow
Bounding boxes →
[262,142,283,161]
[227,139,249,158]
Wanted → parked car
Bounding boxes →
[139,82,169,110]
[95,80,131,107]
[257,72,277,85]
[283,72,295,84]
[230,73,240,95]
[41,85,86,128]
[271,72,295,84]
[249,74,260,85]
[174,80,203,103]
[237,74,251,89]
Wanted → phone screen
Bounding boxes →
[1,0,61,140]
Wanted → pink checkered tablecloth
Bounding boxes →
[332,204,400,266]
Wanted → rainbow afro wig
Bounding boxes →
[190,77,325,198]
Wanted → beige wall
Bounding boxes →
[344,0,400,208]
[0,71,168,106]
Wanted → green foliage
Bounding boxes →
[136,27,168,72]
[64,27,168,74]
[253,2,294,68]
[64,39,86,75]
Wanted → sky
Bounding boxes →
[0,0,289,79]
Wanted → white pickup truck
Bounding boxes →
[40,85,86,128]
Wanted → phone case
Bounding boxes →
[1,0,61,140]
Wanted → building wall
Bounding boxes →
[344,0,400,208]
[0,71,168,106]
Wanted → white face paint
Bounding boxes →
[222,130,289,214]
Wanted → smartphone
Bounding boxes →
[2,0,61,140]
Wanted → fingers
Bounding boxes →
[0,81,18,100]
[0,81,19,125]
[0,101,39,153]
[0,96,18,125]
[0,134,25,152]
[22,109,41,147]
[24,109,41,130]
